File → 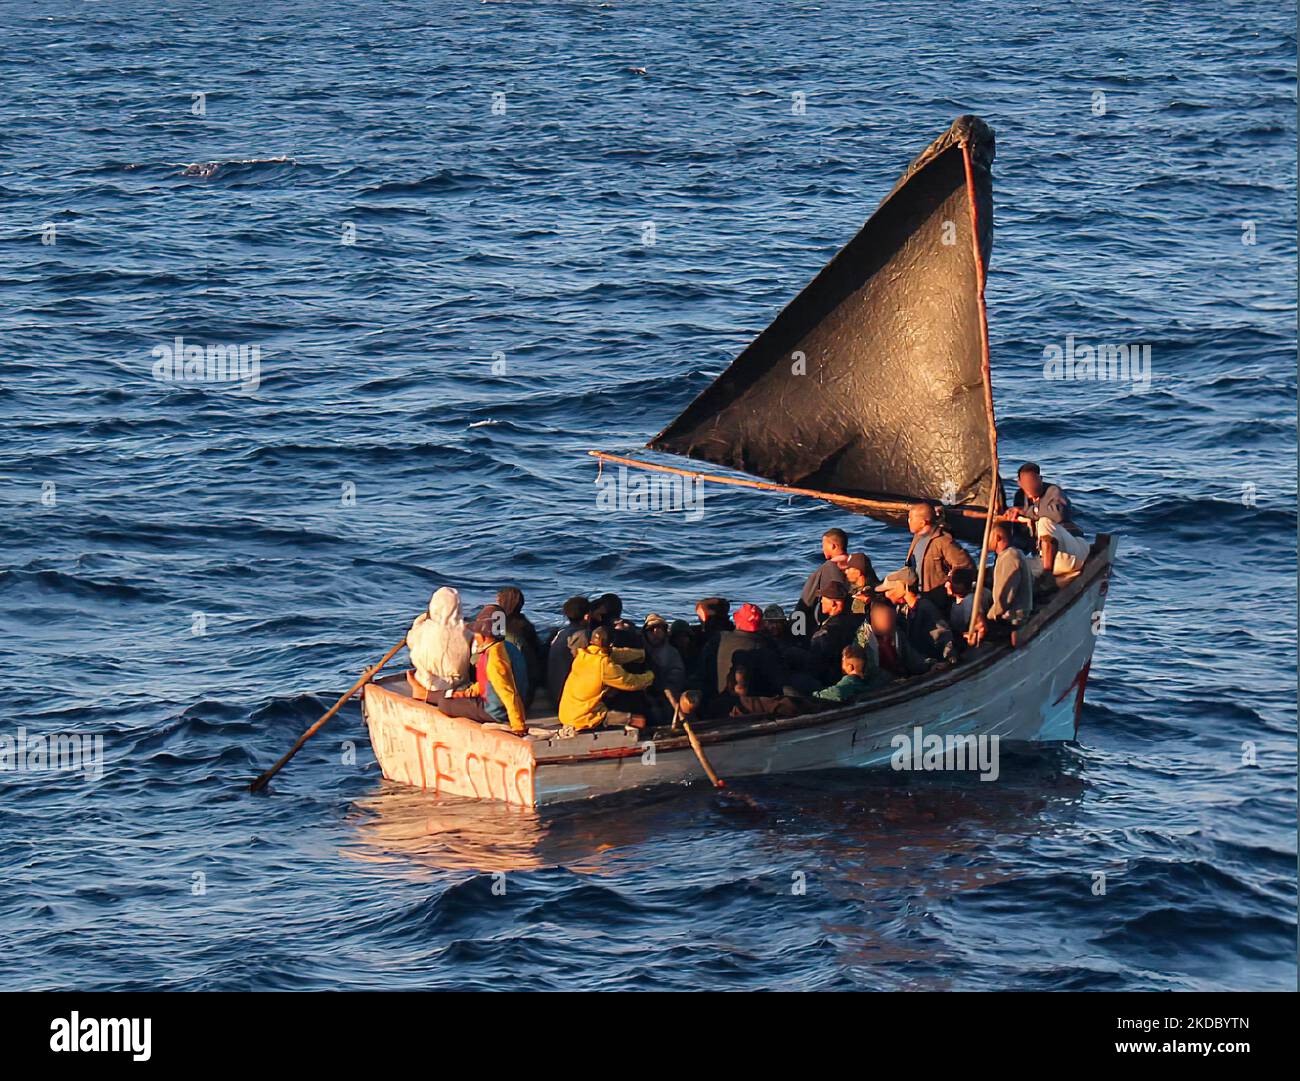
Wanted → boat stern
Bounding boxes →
[362,677,539,807]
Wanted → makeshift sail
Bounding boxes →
[642,115,1001,533]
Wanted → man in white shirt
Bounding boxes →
[1002,462,1089,577]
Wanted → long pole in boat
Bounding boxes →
[249,636,408,793]
[967,474,998,642]
[665,688,726,788]
[960,138,1000,643]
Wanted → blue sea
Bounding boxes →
[1,0,1295,991]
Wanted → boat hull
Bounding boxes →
[363,536,1115,807]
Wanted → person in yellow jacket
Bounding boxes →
[439,606,529,734]
[559,625,655,732]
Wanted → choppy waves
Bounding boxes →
[0,0,1294,991]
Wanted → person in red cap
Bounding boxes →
[712,602,786,700]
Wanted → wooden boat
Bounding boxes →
[361,115,1117,807]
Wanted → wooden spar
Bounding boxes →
[249,636,408,793]
[588,450,993,524]
[961,140,1001,642]
[682,720,726,788]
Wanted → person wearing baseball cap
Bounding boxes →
[440,604,530,734]
[808,579,864,683]
[877,567,956,664]
[713,602,785,700]
[844,552,880,614]
[642,613,685,719]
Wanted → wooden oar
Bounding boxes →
[249,636,407,793]
[682,720,725,789]
[661,688,725,788]
[664,688,682,730]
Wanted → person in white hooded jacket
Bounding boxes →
[406,586,472,698]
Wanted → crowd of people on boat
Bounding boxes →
[402,462,1088,738]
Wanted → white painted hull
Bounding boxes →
[363,536,1115,808]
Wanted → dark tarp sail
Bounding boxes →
[648,115,1000,521]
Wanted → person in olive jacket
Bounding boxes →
[904,502,974,613]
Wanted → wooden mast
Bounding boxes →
[961,139,1001,643]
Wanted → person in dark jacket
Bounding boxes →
[946,566,992,647]
[762,603,809,663]
[497,586,545,705]
[807,581,864,683]
[727,665,817,719]
[844,552,880,613]
[588,593,621,631]
[690,596,732,690]
[860,599,931,678]
[642,613,685,722]
[713,602,785,698]
[668,619,695,674]
[589,593,642,648]
[878,567,956,664]
[795,528,850,636]
[904,503,974,614]
[546,595,590,709]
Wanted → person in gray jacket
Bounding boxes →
[970,524,1034,646]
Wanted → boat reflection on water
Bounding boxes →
[342,745,1086,888]
[343,780,704,875]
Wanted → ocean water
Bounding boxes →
[0,0,1295,991]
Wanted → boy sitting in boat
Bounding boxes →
[814,644,888,705]
[438,605,529,735]
[559,624,655,733]
[946,566,991,641]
